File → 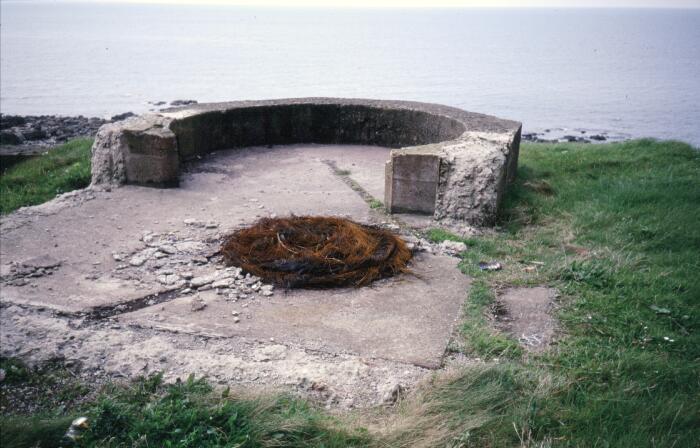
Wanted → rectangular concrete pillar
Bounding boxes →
[385,151,440,215]
[123,128,180,187]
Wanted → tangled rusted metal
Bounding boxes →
[222,216,411,288]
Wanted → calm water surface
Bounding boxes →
[1,2,699,145]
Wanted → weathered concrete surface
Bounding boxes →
[119,253,468,369]
[91,115,178,186]
[385,148,441,215]
[496,287,558,352]
[1,144,474,407]
[434,131,521,225]
[2,145,379,312]
[89,98,521,226]
[1,303,434,408]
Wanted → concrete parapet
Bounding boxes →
[90,98,521,225]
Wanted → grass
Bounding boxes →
[423,138,700,447]
[0,138,93,214]
[369,199,383,209]
[1,368,370,447]
[1,138,698,447]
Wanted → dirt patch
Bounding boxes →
[494,287,558,352]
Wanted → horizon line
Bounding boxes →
[2,0,699,9]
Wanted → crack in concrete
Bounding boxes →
[322,158,416,234]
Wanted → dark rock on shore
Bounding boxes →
[522,132,543,142]
[170,99,198,107]
[563,135,588,143]
[111,112,136,122]
[0,131,23,145]
[0,115,27,129]
[1,99,202,158]
[522,128,617,144]
[0,114,107,148]
[1,114,111,169]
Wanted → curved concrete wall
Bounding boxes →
[168,103,467,160]
[90,98,521,225]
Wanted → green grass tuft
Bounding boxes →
[1,416,76,448]
[0,138,93,214]
[369,199,383,209]
[461,281,524,360]
[0,369,370,448]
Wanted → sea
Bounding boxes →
[1,2,699,145]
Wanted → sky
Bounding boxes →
[12,0,700,8]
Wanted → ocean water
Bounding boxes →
[1,2,699,145]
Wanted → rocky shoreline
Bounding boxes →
[0,100,198,168]
[1,114,108,148]
[522,128,629,144]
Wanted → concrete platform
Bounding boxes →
[1,144,472,391]
[1,145,385,312]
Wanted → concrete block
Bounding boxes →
[385,151,440,214]
[123,128,179,187]
[91,114,178,187]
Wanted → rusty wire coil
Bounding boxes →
[221,216,412,288]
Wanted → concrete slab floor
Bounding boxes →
[0,144,473,407]
[1,145,385,312]
[119,253,468,369]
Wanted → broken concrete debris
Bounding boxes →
[129,248,157,267]
[438,240,468,256]
[183,218,218,229]
[113,229,277,304]
[190,296,207,312]
[0,255,62,286]
[382,383,405,405]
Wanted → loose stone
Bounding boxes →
[438,240,468,256]
[158,244,177,254]
[157,274,180,285]
[129,248,156,267]
[190,274,217,288]
[212,278,233,289]
[190,297,207,312]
